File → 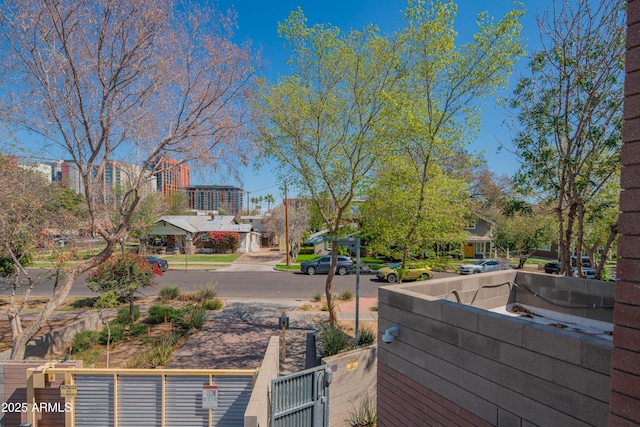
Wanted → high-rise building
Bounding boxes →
[184,185,244,215]
[154,158,191,194]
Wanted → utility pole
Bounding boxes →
[284,182,290,266]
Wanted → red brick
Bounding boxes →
[625,93,640,120]
[630,0,640,26]
[626,69,640,98]
[612,369,640,399]
[612,347,640,376]
[614,301,640,330]
[620,165,640,190]
[610,390,640,423]
[622,141,640,166]
[609,412,640,427]
[614,325,640,352]
[623,117,640,144]
[614,280,640,304]
[629,21,640,51]
[617,259,640,283]
[619,235,640,259]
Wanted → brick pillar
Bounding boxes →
[609,0,640,424]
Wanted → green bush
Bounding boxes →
[148,304,182,324]
[312,291,322,302]
[321,325,352,356]
[71,331,100,354]
[99,321,126,345]
[158,285,180,301]
[180,305,208,330]
[115,306,140,324]
[201,298,223,310]
[357,326,376,346]
[130,323,147,336]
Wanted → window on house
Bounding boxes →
[201,234,209,242]
[466,221,477,229]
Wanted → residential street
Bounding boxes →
[0,267,453,300]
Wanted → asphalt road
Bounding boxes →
[0,269,453,300]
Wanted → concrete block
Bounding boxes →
[585,280,615,298]
[423,318,460,346]
[499,342,553,382]
[387,291,414,311]
[497,408,521,427]
[522,324,583,365]
[458,329,500,359]
[472,355,526,394]
[521,374,582,419]
[569,291,604,307]
[550,359,611,403]
[458,368,499,404]
[472,394,498,426]
[478,311,526,347]
[413,296,443,321]
[578,394,611,426]
[409,280,448,298]
[440,300,480,332]
[497,387,551,427]
[581,335,613,375]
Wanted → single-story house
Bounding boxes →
[148,215,261,253]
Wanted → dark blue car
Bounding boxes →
[145,256,168,272]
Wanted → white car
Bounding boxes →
[459,259,509,275]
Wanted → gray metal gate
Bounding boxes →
[271,365,331,427]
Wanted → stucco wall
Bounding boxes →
[378,272,613,426]
[244,336,279,427]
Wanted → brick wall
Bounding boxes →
[610,0,640,424]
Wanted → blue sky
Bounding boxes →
[211,0,557,200]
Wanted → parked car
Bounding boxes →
[300,256,353,275]
[145,255,168,272]
[376,262,433,283]
[459,259,509,275]
[544,261,561,274]
[573,267,596,279]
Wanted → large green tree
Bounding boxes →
[508,0,624,276]
[361,0,524,268]
[253,9,402,324]
[0,0,255,359]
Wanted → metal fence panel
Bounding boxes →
[117,375,162,427]
[272,365,330,427]
[165,375,210,427]
[212,376,253,427]
[74,375,115,427]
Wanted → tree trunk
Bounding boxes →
[325,247,338,325]
[10,240,117,360]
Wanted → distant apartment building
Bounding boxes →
[184,185,244,215]
[154,158,191,194]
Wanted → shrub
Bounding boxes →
[72,331,100,354]
[99,321,126,345]
[158,285,180,301]
[312,291,322,302]
[338,289,354,300]
[345,394,377,427]
[206,231,240,253]
[201,298,223,310]
[197,285,217,301]
[357,326,376,346]
[321,325,352,356]
[148,304,182,324]
[115,306,140,324]
[180,305,208,330]
[130,323,147,336]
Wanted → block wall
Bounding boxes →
[323,346,377,427]
[610,0,640,423]
[377,285,612,426]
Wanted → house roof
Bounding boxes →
[157,215,253,234]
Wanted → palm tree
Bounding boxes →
[265,193,275,211]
